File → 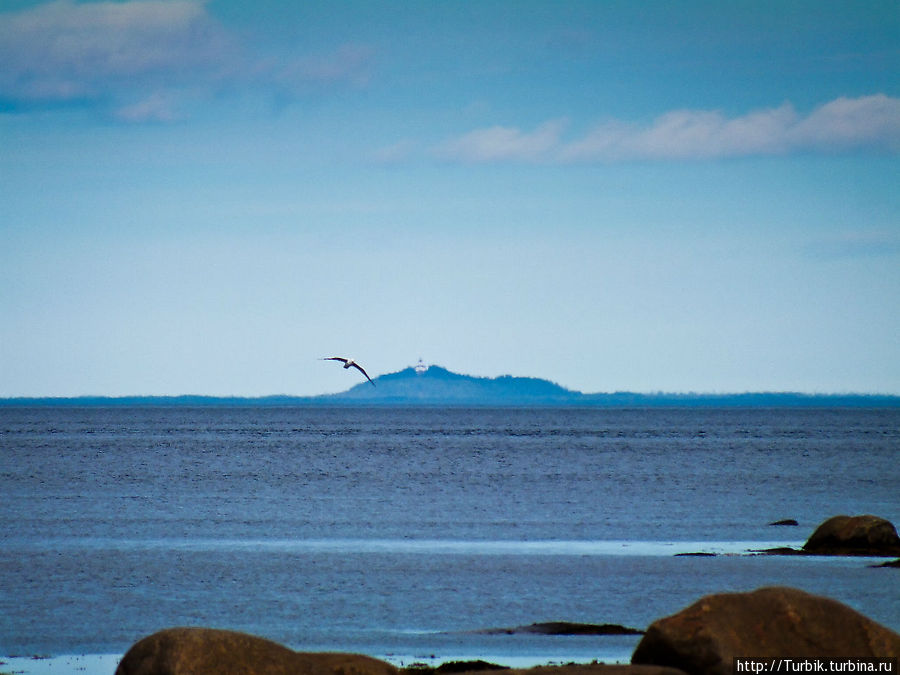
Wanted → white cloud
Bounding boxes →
[558,104,800,161]
[437,95,900,163]
[0,0,374,118]
[434,119,567,162]
[0,0,231,101]
[789,94,900,151]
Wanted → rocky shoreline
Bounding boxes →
[755,514,900,557]
[114,586,900,675]
[107,515,900,675]
[676,514,900,559]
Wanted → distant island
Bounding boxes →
[2,364,899,407]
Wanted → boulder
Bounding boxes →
[802,514,900,555]
[631,586,900,675]
[115,627,399,675]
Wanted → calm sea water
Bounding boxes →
[1,407,898,667]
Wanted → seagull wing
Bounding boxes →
[322,357,349,364]
[350,362,376,386]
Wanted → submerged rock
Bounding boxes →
[750,546,804,555]
[115,627,398,675]
[802,514,900,555]
[476,622,643,636]
[433,661,510,673]
[767,519,798,526]
[631,586,900,675]
[869,558,900,568]
[522,622,644,636]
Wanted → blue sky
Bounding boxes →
[1,0,899,396]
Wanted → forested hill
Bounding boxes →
[323,365,577,404]
[322,366,899,407]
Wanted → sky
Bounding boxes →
[1,0,899,397]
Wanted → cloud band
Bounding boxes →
[435,95,900,163]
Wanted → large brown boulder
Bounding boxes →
[802,515,900,555]
[115,627,399,675]
[631,586,900,675]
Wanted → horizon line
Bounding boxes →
[2,391,899,401]
[2,363,899,401]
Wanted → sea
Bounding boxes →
[1,406,899,674]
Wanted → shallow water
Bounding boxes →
[2,407,898,665]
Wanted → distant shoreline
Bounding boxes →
[3,365,898,408]
[2,393,899,408]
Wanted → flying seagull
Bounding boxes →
[321,357,376,386]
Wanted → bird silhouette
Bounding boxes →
[321,357,376,386]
